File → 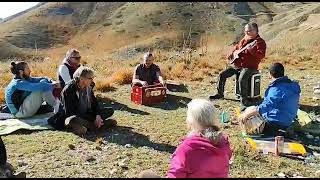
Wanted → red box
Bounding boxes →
[131,84,167,105]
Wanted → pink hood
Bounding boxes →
[166,133,232,178]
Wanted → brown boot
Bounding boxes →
[65,116,87,136]
[97,119,117,132]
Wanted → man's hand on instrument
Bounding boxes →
[160,80,166,87]
[233,49,241,56]
[140,81,148,86]
[226,52,233,60]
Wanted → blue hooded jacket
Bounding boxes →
[5,76,53,114]
[257,76,301,127]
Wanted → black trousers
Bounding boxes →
[261,121,288,137]
[60,107,114,131]
[216,66,257,98]
[0,136,6,166]
[80,107,115,122]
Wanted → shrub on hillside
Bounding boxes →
[116,14,123,18]
[160,65,172,80]
[190,71,205,81]
[152,22,161,26]
[103,22,112,26]
[0,88,4,103]
[111,68,132,85]
[31,68,56,80]
[95,79,116,92]
[170,62,187,78]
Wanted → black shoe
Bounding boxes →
[240,97,250,106]
[0,105,10,113]
[209,94,224,100]
[36,104,53,115]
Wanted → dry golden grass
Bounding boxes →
[169,62,187,78]
[94,78,115,92]
[159,65,172,80]
[0,88,4,103]
[197,59,212,69]
[111,68,133,85]
[0,73,13,86]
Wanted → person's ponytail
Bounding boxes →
[10,61,17,74]
[9,61,27,76]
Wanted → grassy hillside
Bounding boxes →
[260,3,320,67]
[0,2,307,59]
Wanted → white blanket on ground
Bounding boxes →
[0,113,54,135]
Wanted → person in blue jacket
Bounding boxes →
[5,61,60,118]
[239,62,301,136]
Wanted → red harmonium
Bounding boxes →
[131,84,167,105]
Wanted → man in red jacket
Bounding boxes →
[209,22,266,106]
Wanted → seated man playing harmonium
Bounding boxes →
[132,52,165,87]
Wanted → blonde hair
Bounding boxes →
[186,99,222,143]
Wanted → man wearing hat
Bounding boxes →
[238,63,301,136]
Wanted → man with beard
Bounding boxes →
[209,22,266,107]
[4,61,60,118]
[132,52,165,87]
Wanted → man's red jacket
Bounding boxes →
[232,35,266,70]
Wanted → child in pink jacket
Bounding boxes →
[139,99,232,178]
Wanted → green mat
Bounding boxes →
[0,113,54,135]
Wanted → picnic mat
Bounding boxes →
[234,107,307,156]
[0,112,54,135]
[244,135,307,156]
[293,109,320,135]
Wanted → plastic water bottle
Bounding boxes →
[220,111,229,124]
[275,136,285,156]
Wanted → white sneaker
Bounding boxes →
[314,88,320,94]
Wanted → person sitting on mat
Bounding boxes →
[5,61,60,118]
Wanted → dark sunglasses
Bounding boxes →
[71,56,81,60]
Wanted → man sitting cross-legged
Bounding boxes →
[49,66,117,136]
